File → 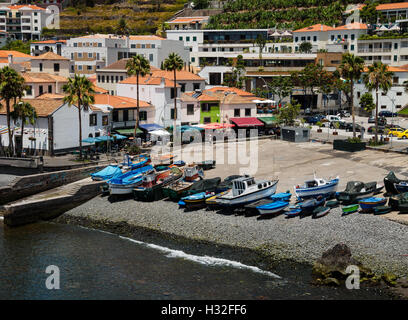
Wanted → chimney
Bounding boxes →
[8,54,13,65]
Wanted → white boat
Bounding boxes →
[294,175,339,199]
[216,176,278,207]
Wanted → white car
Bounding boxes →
[326,115,342,122]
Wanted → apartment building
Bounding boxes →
[166,16,209,31]
[22,72,68,98]
[63,34,189,76]
[0,5,56,41]
[30,39,67,56]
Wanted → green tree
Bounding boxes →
[223,55,246,89]
[363,61,393,143]
[126,54,151,138]
[339,53,365,138]
[266,76,293,106]
[156,22,169,38]
[360,1,379,25]
[277,101,301,126]
[10,101,37,156]
[0,67,27,155]
[255,34,267,65]
[359,92,375,114]
[193,0,210,10]
[299,42,312,53]
[63,75,95,159]
[116,18,128,36]
[163,53,184,140]
[1,39,31,54]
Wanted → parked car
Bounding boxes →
[323,120,346,129]
[337,110,351,118]
[368,116,387,125]
[344,123,365,132]
[388,127,405,137]
[326,115,342,122]
[379,111,398,117]
[304,116,320,124]
[396,129,408,139]
[367,126,386,134]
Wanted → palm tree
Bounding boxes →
[11,101,37,156]
[63,75,95,159]
[163,53,184,141]
[0,66,27,155]
[339,53,365,138]
[126,54,150,139]
[363,61,394,143]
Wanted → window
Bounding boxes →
[89,114,97,126]
[39,85,43,95]
[396,105,402,109]
[313,36,317,42]
[357,92,361,98]
[54,63,60,72]
[78,53,82,58]
[112,110,118,122]
[78,65,83,71]
[87,65,92,71]
[101,75,105,83]
[152,44,155,48]
[397,92,402,96]
[141,44,145,49]
[26,86,32,95]
[48,85,52,93]
[170,88,176,99]
[193,36,197,41]
[149,53,153,62]
[331,35,334,41]
[186,36,190,41]
[201,103,210,112]
[394,55,398,62]
[234,109,240,117]
[171,108,175,119]
[204,117,211,123]
[395,43,398,50]
[245,108,251,116]
[88,53,93,58]
[393,77,399,84]
[191,57,195,62]
[295,37,298,42]
[39,63,43,72]
[71,53,74,59]
[381,105,387,109]
[193,83,200,90]
[187,104,194,115]
[180,83,186,92]
[179,36,183,41]
[139,111,147,121]
[98,43,102,47]
[131,44,136,48]
[351,44,354,51]
[102,115,108,126]
[351,34,355,40]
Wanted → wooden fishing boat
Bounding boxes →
[312,206,330,219]
[336,181,383,204]
[205,190,229,210]
[294,175,339,200]
[163,180,195,201]
[91,164,123,181]
[257,200,289,215]
[270,192,291,202]
[326,199,340,208]
[133,167,183,202]
[384,171,408,195]
[341,203,359,215]
[359,197,387,213]
[285,206,302,218]
[196,160,216,171]
[184,164,204,182]
[216,176,278,207]
[108,165,154,195]
[297,196,326,216]
[182,191,216,210]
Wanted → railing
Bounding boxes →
[112,121,136,129]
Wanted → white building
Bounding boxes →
[30,39,67,56]
[63,34,189,76]
[0,4,57,41]
[0,96,108,155]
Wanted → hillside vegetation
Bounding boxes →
[206,0,405,30]
[44,0,188,37]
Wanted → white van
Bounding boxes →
[326,115,341,122]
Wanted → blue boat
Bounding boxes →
[91,165,123,181]
[359,197,387,212]
[285,206,302,217]
[182,191,215,209]
[257,200,289,215]
[178,200,186,207]
[294,175,339,200]
[108,165,154,195]
[270,192,291,202]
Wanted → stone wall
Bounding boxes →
[0,164,106,205]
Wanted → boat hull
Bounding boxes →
[257,201,289,215]
[216,181,278,207]
[359,198,387,212]
[294,179,339,200]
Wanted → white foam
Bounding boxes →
[120,236,281,279]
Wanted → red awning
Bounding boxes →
[230,117,264,127]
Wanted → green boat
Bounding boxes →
[133,167,183,202]
[163,180,195,201]
[373,205,392,215]
[342,203,359,215]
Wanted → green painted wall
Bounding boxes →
[200,102,220,123]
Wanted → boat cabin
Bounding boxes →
[232,176,272,196]
[303,179,326,188]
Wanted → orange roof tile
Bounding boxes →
[293,24,335,33]
[363,66,408,72]
[93,94,152,109]
[376,2,408,11]
[205,86,256,97]
[0,97,63,117]
[31,40,67,44]
[184,92,220,102]
[129,35,165,40]
[151,69,204,81]
[93,85,108,94]
[30,51,69,60]
[7,5,45,10]
[0,50,31,58]
[168,17,207,24]
[333,22,368,31]
[22,72,68,83]
[120,75,180,88]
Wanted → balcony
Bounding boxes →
[112,120,136,129]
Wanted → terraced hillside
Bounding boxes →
[44,0,188,37]
[206,0,404,30]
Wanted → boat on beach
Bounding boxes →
[336,181,383,204]
[270,192,291,202]
[384,171,408,195]
[341,203,359,215]
[184,164,204,182]
[182,191,216,210]
[91,164,123,181]
[133,167,183,201]
[256,200,289,215]
[312,206,330,219]
[297,196,326,216]
[294,175,339,200]
[216,176,278,207]
[359,197,387,212]
[108,165,154,195]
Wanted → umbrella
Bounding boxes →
[82,137,97,143]
[113,134,127,140]
[95,135,114,142]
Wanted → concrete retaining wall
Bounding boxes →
[0,156,43,169]
[2,180,106,227]
[0,164,106,205]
